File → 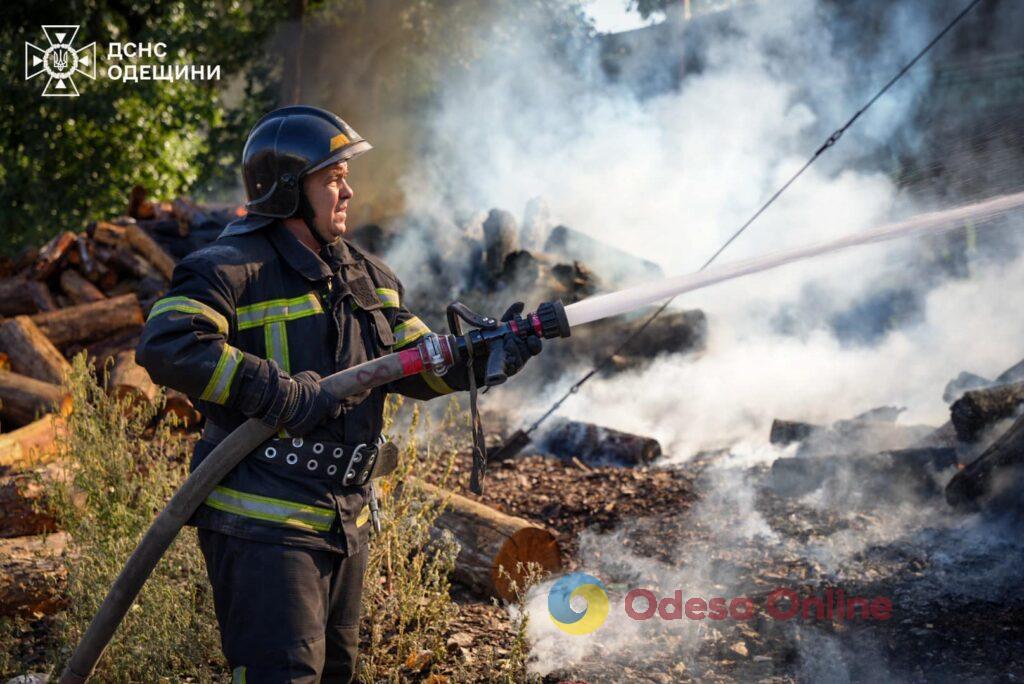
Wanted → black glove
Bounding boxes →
[260,369,344,436]
[497,302,543,379]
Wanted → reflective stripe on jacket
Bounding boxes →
[136,221,465,553]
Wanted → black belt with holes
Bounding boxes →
[202,424,398,486]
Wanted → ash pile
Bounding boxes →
[516,355,1024,683]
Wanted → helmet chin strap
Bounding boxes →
[296,191,332,247]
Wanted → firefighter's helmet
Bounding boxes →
[242,105,371,218]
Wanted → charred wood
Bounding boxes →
[950,381,1024,443]
[542,418,662,467]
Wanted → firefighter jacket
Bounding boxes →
[136,220,464,555]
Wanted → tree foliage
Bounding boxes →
[0,1,287,252]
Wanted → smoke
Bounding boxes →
[355,0,1024,678]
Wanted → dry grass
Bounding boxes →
[0,361,533,682]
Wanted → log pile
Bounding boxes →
[0,188,235,619]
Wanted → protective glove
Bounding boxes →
[276,370,344,436]
[497,302,543,379]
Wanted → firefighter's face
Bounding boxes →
[303,162,353,241]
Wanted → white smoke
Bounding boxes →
[387,0,1024,677]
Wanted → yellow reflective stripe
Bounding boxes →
[264,321,290,374]
[205,486,335,532]
[237,294,323,330]
[351,287,401,311]
[393,316,430,348]
[147,296,229,335]
[199,345,243,404]
[356,506,371,527]
[233,666,246,684]
[419,371,454,395]
[375,288,400,308]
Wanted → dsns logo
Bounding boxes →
[25,25,96,97]
[548,573,609,635]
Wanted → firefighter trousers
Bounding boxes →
[198,529,367,683]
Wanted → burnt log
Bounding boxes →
[0,532,68,618]
[416,479,562,601]
[951,381,1024,443]
[59,269,106,304]
[769,419,820,445]
[108,350,158,407]
[0,371,72,427]
[31,293,144,347]
[544,225,663,286]
[946,411,1024,509]
[0,316,72,385]
[580,309,707,367]
[772,447,958,499]
[124,224,176,281]
[0,415,67,470]
[542,419,661,467]
[482,209,518,277]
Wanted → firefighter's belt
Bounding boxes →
[203,424,398,486]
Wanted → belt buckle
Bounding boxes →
[342,443,378,486]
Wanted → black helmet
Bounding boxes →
[242,105,372,218]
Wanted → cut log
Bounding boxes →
[124,224,176,281]
[0,532,68,618]
[0,316,72,385]
[31,231,77,281]
[79,329,141,374]
[416,479,562,601]
[0,278,43,316]
[26,280,58,312]
[59,269,106,304]
[108,350,158,407]
[163,388,201,428]
[769,419,820,445]
[0,371,72,427]
[89,221,127,247]
[31,293,143,347]
[104,244,164,281]
[946,411,1024,509]
[541,419,661,467]
[0,415,67,470]
[950,381,1024,443]
[0,463,67,538]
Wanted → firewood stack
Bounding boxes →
[0,187,236,618]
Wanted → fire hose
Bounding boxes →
[61,188,1024,681]
[59,300,571,683]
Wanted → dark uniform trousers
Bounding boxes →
[198,529,367,683]
[136,219,472,683]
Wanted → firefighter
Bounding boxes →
[136,105,542,683]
